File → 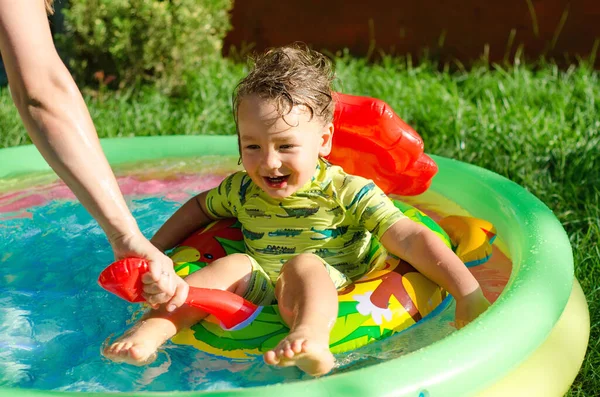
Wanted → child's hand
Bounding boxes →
[454,287,490,329]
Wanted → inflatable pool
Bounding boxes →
[0,134,589,397]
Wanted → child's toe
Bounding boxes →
[291,340,304,353]
[283,348,295,359]
[263,350,278,365]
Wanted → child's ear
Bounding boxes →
[318,122,334,157]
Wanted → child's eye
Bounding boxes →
[245,144,260,150]
[279,144,295,150]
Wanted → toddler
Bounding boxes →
[103,44,490,376]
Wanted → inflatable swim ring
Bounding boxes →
[0,93,589,396]
[97,93,488,358]
[99,201,495,359]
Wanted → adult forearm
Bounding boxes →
[1,0,140,240]
[11,69,139,240]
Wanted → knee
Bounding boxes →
[224,253,249,262]
[281,253,323,274]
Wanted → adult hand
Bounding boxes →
[109,232,189,312]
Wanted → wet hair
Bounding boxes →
[233,43,336,128]
[45,0,54,15]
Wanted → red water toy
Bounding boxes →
[329,93,437,195]
[98,258,261,330]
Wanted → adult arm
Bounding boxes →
[0,0,188,310]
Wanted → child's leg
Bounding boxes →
[103,253,253,366]
[263,253,338,377]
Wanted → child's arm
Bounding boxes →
[379,218,490,328]
[151,191,214,252]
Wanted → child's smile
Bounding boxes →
[263,175,290,189]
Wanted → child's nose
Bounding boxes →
[263,151,281,169]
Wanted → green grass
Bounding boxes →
[1,56,598,395]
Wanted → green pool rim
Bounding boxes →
[0,135,576,396]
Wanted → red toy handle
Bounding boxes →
[98,258,260,330]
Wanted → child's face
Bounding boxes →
[238,95,333,199]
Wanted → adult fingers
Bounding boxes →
[165,279,189,312]
[142,275,176,305]
[142,260,169,284]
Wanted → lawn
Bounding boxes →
[0,56,598,395]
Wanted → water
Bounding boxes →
[0,157,511,393]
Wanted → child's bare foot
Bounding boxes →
[103,337,158,366]
[263,325,334,376]
[102,327,164,366]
